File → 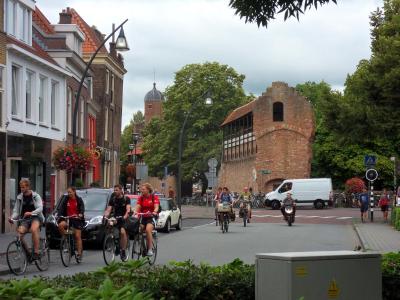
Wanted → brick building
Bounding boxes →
[144,82,163,124]
[61,7,127,188]
[219,82,315,193]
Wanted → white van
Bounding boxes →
[265,178,333,210]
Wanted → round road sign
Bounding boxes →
[365,168,378,182]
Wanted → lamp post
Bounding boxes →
[177,90,212,209]
[72,19,129,146]
[132,133,140,195]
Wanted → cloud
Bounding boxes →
[37,0,383,127]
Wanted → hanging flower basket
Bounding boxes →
[53,145,94,172]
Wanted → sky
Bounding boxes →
[37,0,383,128]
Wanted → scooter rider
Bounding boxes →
[281,192,296,220]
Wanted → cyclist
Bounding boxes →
[9,178,44,261]
[239,187,252,222]
[104,184,131,260]
[134,183,159,256]
[56,186,85,262]
[218,187,234,222]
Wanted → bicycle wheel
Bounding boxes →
[243,211,247,227]
[60,236,71,267]
[224,215,229,233]
[6,241,27,275]
[148,233,157,265]
[121,238,131,262]
[35,238,50,271]
[103,235,116,265]
[131,235,141,260]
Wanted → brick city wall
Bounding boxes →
[253,82,315,192]
[219,82,315,193]
[218,157,256,193]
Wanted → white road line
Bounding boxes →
[191,221,216,229]
[336,217,353,220]
[321,216,336,219]
[303,216,319,218]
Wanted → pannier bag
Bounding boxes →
[126,216,139,239]
[217,203,231,213]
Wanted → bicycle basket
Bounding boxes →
[217,203,231,213]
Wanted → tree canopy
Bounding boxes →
[228,0,337,27]
[142,62,248,183]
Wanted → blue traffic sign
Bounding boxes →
[364,155,377,167]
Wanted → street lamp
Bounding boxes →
[177,90,213,209]
[390,156,397,194]
[132,133,140,194]
[72,19,129,146]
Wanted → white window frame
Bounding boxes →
[80,98,85,138]
[25,70,35,121]
[0,66,4,127]
[105,69,109,94]
[104,107,109,141]
[50,80,59,127]
[11,65,21,117]
[67,87,72,134]
[7,0,17,37]
[39,76,47,124]
[111,74,114,105]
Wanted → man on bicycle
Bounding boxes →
[9,179,44,261]
[56,186,85,262]
[104,184,131,260]
[134,183,159,257]
[217,187,234,221]
[239,187,252,222]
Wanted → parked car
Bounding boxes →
[126,194,140,211]
[46,188,113,248]
[155,198,182,233]
[265,178,333,210]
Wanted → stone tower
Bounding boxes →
[144,83,164,124]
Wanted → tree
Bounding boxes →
[228,0,337,27]
[142,62,248,186]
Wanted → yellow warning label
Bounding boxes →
[295,266,308,277]
[328,279,340,299]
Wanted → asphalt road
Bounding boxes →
[0,218,359,280]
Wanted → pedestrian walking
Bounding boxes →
[378,188,390,223]
[358,187,369,223]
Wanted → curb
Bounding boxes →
[352,222,366,252]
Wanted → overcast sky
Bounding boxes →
[37,0,383,128]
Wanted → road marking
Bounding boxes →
[321,216,336,219]
[191,221,216,229]
[303,216,320,218]
[336,217,353,220]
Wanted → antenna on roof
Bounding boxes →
[153,68,156,83]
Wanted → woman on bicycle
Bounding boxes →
[56,186,85,262]
[134,183,159,256]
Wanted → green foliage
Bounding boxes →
[121,110,145,165]
[142,62,248,182]
[228,0,337,27]
[382,252,400,300]
[75,178,84,188]
[391,207,400,230]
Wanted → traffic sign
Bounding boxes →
[364,155,376,167]
[366,169,378,182]
[208,158,218,168]
[129,144,134,150]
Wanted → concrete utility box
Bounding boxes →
[256,251,381,300]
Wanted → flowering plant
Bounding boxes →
[344,177,366,194]
[53,145,93,171]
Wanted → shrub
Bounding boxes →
[391,207,400,230]
[344,177,366,194]
[382,252,400,300]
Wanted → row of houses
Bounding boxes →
[0,0,127,232]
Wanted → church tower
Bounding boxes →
[144,82,164,124]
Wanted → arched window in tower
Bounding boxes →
[273,102,284,122]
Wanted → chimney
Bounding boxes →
[109,42,117,58]
[59,7,72,24]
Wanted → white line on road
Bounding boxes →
[336,217,353,220]
[321,216,337,219]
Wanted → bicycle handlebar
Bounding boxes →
[134,212,158,218]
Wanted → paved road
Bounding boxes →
[0,218,358,279]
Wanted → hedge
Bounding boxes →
[0,254,399,299]
[391,207,400,230]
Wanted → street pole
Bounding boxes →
[370,182,374,222]
[133,141,137,195]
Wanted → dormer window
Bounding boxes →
[6,0,32,45]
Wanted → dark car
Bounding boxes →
[46,188,113,247]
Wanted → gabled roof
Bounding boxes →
[221,100,255,126]
[33,7,55,34]
[63,7,108,55]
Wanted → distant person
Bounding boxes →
[378,188,390,223]
[280,192,296,220]
[358,187,369,223]
[214,187,223,224]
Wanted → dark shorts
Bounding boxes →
[360,204,369,213]
[18,216,41,230]
[116,217,127,230]
[141,217,155,227]
[58,218,84,230]
[381,205,389,212]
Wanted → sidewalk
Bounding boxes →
[354,219,400,253]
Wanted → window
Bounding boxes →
[88,77,93,99]
[39,76,46,123]
[7,0,17,36]
[105,70,110,94]
[51,81,58,126]
[273,102,284,122]
[11,65,20,116]
[278,182,292,193]
[80,99,85,138]
[25,71,34,120]
[111,74,114,104]
[67,87,72,134]
[0,67,4,127]
[104,107,109,141]
[22,6,29,42]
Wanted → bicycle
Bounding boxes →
[58,216,83,267]
[6,218,50,275]
[102,216,131,265]
[217,203,231,233]
[131,212,158,265]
